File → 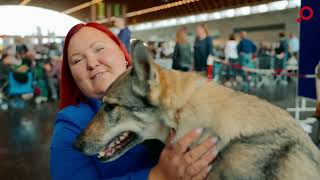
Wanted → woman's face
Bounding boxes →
[68,27,127,99]
[196,25,206,38]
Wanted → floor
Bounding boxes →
[0,79,318,180]
[0,102,55,180]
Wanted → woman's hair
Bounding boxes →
[229,34,236,41]
[176,27,188,45]
[59,22,132,110]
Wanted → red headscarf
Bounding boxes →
[59,22,132,110]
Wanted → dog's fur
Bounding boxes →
[75,40,320,179]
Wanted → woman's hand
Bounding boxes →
[149,128,219,180]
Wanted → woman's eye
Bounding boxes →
[96,47,104,53]
[72,59,82,64]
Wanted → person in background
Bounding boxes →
[157,42,170,59]
[112,17,131,53]
[45,43,62,100]
[237,31,257,91]
[172,27,192,72]
[194,24,215,77]
[288,33,299,60]
[50,22,218,180]
[33,57,49,104]
[224,34,239,87]
[275,32,289,85]
[2,46,20,66]
[147,41,157,59]
[15,37,29,61]
[44,57,61,101]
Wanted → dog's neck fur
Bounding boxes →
[154,69,207,109]
[150,68,208,141]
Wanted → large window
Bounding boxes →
[0,5,82,36]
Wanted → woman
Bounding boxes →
[193,24,215,77]
[50,22,218,180]
[224,34,239,86]
[172,27,192,72]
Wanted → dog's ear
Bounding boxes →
[130,40,159,96]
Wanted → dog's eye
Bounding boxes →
[130,107,140,111]
[104,104,117,111]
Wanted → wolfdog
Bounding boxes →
[75,40,320,179]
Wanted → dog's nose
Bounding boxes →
[73,139,86,152]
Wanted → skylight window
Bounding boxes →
[129,0,300,31]
[268,1,289,11]
[235,6,251,16]
[0,5,82,36]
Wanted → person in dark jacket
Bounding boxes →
[113,17,131,53]
[237,31,257,91]
[50,22,218,180]
[237,31,257,68]
[275,32,289,84]
[172,27,192,71]
[193,24,215,73]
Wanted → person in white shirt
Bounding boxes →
[288,33,299,59]
[224,34,239,86]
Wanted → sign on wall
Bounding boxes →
[298,0,320,99]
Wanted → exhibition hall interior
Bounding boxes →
[0,0,319,179]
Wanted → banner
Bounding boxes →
[299,0,320,99]
[97,1,105,19]
[113,4,121,17]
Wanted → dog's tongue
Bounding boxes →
[105,147,115,156]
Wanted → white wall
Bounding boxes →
[132,8,299,44]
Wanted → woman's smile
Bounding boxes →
[90,71,107,80]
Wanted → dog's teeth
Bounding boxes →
[98,151,105,157]
[119,136,126,141]
[116,140,121,145]
[109,142,115,148]
[123,132,129,137]
[99,151,106,157]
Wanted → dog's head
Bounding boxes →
[74,40,167,162]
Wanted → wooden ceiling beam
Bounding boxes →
[198,1,207,12]
[20,0,31,6]
[180,3,189,16]
[203,0,213,12]
[192,1,201,14]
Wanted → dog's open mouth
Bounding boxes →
[97,131,139,162]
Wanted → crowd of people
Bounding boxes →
[0,39,62,109]
[164,25,300,92]
[0,22,300,110]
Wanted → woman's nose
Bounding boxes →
[87,55,100,70]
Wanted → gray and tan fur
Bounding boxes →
[75,40,320,180]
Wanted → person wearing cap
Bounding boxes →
[50,22,218,180]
